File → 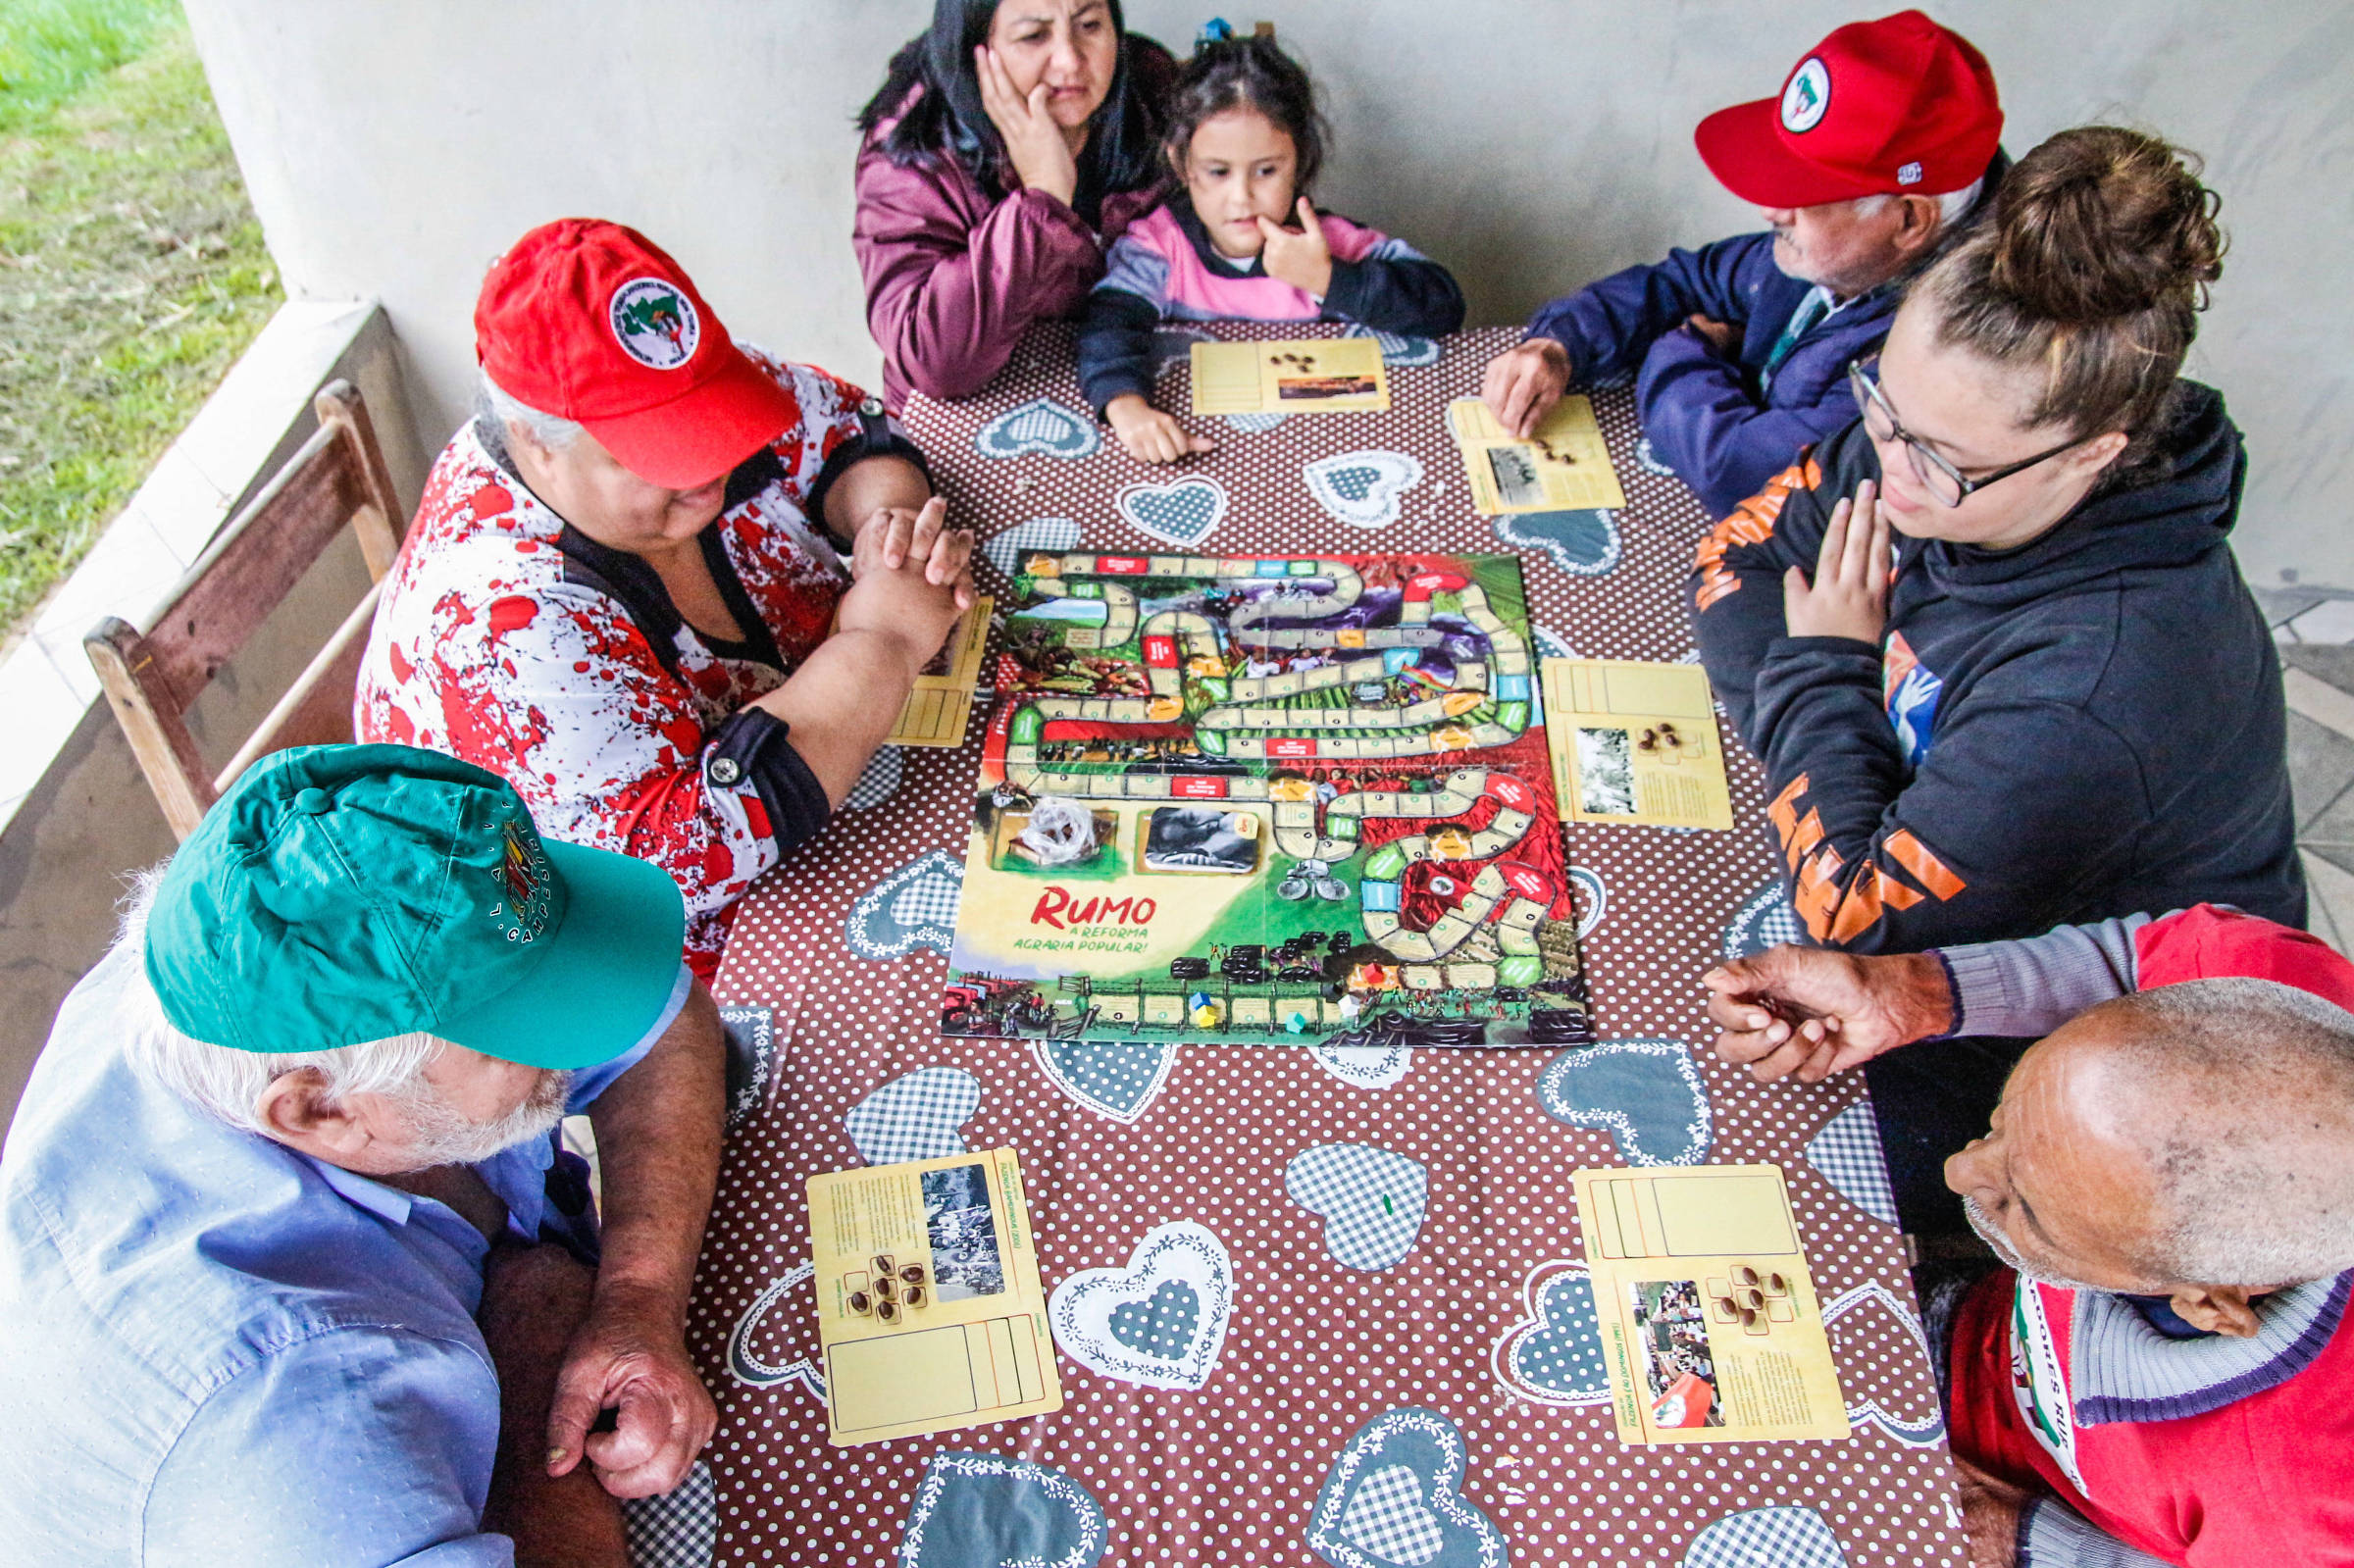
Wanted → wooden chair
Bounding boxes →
[86,380,407,839]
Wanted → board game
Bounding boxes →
[941,551,1591,1048]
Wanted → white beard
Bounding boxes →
[395,1069,574,1166]
[1961,1195,2106,1293]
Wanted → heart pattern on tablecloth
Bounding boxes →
[843,745,904,811]
[1225,411,1289,432]
[974,398,1101,461]
[1116,478,1229,547]
[1151,326,1213,376]
[846,849,962,960]
[1531,625,1574,660]
[620,1460,719,1568]
[1722,878,1803,958]
[1635,435,1677,478]
[1806,1100,1901,1226]
[1286,1142,1429,1271]
[1310,1039,1413,1089]
[1821,1283,1946,1446]
[1682,1505,1849,1568]
[726,1262,824,1400]
[1049,1220,1233,1390]
[1305,450,1426,529]
[1493,509,1622,578]
[1568,866,1607,939]
[982,517,1085,582]
[1032,1037,1178,1124]
[1491,1260,1612,1406]
[1306,1406,1508,1568]
[845,1065,981,1166]
[717,1004,774,1128]
[1537,1038,1713,1165]
[897,1450,1109,1568]
[1345,323,1444,367]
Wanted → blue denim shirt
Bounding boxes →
[0,942,690,1566]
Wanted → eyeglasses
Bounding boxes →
[1848,359,2083,508]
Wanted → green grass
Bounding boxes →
[0,5,281,634]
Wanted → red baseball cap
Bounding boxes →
[475,219,793,489]
[1694,11,2002,209]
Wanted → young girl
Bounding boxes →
[1077,29,1464,462]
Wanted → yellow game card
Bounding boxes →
[806,1146,1061,1445]
[1190,336,1390,415]
[1541,657,1735,831]
[887,596,993,748]
[1575,1164,1849,1445]
[1447,395,1627,512]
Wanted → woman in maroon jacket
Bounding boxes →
[854,0,1174,407]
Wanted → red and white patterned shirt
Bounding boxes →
[356,347,913,977]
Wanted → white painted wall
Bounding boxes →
[182,0,2353,586]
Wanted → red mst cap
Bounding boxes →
[475,219,793,489]
[1694,11,2002,209]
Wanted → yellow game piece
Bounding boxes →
[1191,1003,1221,1028]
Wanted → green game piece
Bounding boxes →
[1362,844,1407,881]
[1498,954,1544,986]
[1285,1011,1307,1034]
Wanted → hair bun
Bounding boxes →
[1990,126,2226,325]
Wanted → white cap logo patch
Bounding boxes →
[1781,57,1832,133]
[609,278,700,371]
[1897,161,1924,185]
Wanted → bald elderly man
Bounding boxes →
[0,744,724,1566]
[1706,904,2354,1567]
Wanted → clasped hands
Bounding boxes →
[844,494,977,672]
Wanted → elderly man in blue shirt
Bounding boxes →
[0,743,728,1566]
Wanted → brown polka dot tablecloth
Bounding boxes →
[695,325,1966,1567]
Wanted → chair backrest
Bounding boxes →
[85,380,406,839]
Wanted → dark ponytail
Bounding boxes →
[1919,126,2226,476]
[855,0,1163,221]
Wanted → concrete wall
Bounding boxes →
[182,0,2350,582]
[0,309,426,1134]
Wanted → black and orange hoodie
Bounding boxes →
[1689,381,2303,952]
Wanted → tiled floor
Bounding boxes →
[2279,643,2354,955]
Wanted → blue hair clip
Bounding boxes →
[1198,18,1234,44]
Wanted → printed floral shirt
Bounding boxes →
[356,347,920,977]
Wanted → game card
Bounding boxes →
[1446,396,1626,512]
[1190,336,1390,415]
[806,1146,1061,1445]
[1541,657,1735,831]
[1575,1164,1849,1445]
[887,596,993,748]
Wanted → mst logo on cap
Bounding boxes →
[490,819,557,943]
[609,276,700,370]
[1780,57,1832,133]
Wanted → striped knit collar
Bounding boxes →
[2071,1270,2351,1425]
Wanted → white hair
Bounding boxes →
[113,867,449,1135]
[2100,978,2354,1287]
[1852,176,1983,231]
[478,370,584,452]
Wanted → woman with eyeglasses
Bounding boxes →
[1690,126,2302,961]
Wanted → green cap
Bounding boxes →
[144,743,687,1070]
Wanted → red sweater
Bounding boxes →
[1944,906,2354,1565]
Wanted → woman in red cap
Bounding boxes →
[356,219,975,980]
[854,0,1175,406]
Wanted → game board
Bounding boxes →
[942,551,1591,1048]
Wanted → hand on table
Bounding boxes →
[975,45,1077,207]
[545,1278,718,1499]
[855,494,975,599]
[1256,197,1335,297]
[1684,313,1741,356]
[1702,946,1954,1083]
[1479,336,1570,439]
[1783,478,1891,643]
[1106,393,1216,465]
